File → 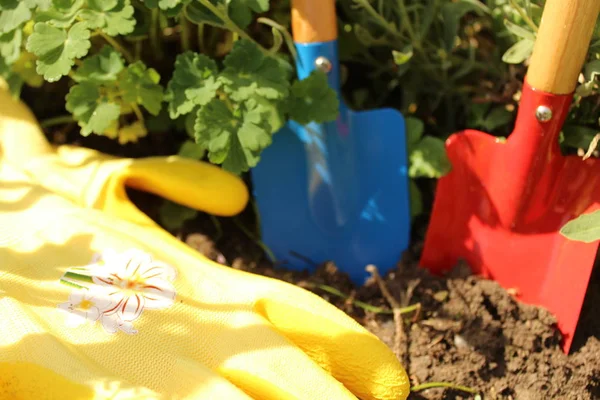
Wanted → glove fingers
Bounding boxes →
[123,157,249,217]
[253,294,410,400]
[211,312,359,400]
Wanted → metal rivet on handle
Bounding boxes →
[535,105,553,122]
[315,56,332,73]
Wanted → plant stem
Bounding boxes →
[131,103,145,123]
[257,17,298,62]
[150,8,164,60]
[353,0,403,40]
[509,0,538,32]
[63,271,94,284]
[306,282,421,315]
[232,216,276,262]
[99,32,135,63]
[195,0,269,54]
[397,0,418,46]
[197,23,206,53]
[40,115,75,128]
[180,16,191,52]
[411,382,479,394]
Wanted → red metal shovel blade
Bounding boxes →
[420,82,600,353]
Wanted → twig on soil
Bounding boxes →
[301,281,421,315]
[366,264,409,367]
[411,381,480,396]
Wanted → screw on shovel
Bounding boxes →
[251,0,411,285]
[419,0,600,353]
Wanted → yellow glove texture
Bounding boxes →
[0,82,410,400]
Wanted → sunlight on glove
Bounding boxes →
[0,81,410,400]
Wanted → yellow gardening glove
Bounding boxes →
[0,82,248,227]
[0,83,410,400]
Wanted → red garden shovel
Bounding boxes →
[420,0,600,353]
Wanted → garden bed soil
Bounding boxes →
[175,209,600,400]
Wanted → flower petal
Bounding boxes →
[139,261,177,282]
[118,320,138,335]
[57,302,73,312]
[86,306,101,321]
[69,290,85,305]
[88,290,115,311]
[65,310,87,328]
[101,313,119,334]
[140,280,176,310]
[118,294,144,322]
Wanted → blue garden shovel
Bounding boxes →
[251,0,411,285]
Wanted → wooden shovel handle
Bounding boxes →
[291,0,337,43]
[527,0,600,94]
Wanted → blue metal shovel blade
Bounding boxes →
[251,41,411,285]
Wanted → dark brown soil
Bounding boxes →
[171,207,600,400]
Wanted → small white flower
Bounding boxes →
[92,249,177,323]
[58,249,178,334]
[58,289,113,328]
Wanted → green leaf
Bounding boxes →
[405,116,424,150]
[218,39,290,102]
[72,45,124,83]
[286,70,339,125]
[65,81,121,136]
[560,210,600,243]
[145,108,174,133]
[583,59,600,82]
[193,98,272,174]
[502,38,534,64]
[165,51,221,119]
[227,0,269,29]
[178,139,206,159]
[0,28,21,64]
[392,45,413,66]
[0,0,20,8]
[35,0,84,28]
[158,0,188,9]
[12,51,44,87]
[26,21,91,82]
[503,19,535,40]
[479,106,513,131]
[159,200,198,231]
[25,0,52,9]
[0,56,23,97]
[121,61,164,115]
[408,136,451,178]
[0,1,31,33]
[194,98,237,165]
[409,180,422,219]
[245,95,284,133]
[184,0,223,26]
[78,0,136,36]
[561,124,599,150]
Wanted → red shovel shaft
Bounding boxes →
[488,0,600,229]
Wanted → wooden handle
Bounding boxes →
[527,0,600,94]
[291,0,337,43]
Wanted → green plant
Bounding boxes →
[0,0,339,175]
[336,0,600,218]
